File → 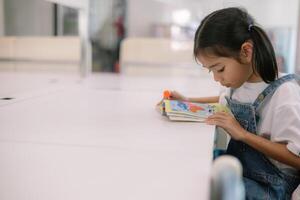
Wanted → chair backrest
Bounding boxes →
[119,37,207,76]
[0,36,80,73]
[292,185,300,200]
[210,155,245,200]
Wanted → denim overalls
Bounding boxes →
[225,74,300,200]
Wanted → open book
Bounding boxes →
[157,99,230,122]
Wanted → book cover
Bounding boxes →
[157,100,230,122]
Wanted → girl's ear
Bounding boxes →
[240,41,253,63]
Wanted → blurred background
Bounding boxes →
[0,0,299,75]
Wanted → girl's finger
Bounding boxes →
[212,112,230,117]
[207,114,228,120]
[206,118,226,126]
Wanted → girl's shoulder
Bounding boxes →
[275,77,300,95]
[271,78,300,108]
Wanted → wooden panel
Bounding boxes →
[0,37,15,59]
[14,36,80,62]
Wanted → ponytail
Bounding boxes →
[249,25,278,83]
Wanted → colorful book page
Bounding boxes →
[164,100,229,118]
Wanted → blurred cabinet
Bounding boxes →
[3,0,54,36]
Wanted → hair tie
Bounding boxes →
[248,24,254,31]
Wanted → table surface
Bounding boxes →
[0,72,220,200]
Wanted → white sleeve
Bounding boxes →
[270,82,300,157]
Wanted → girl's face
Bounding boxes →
[197,53,258,88]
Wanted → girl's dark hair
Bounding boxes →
[194,7,278,83]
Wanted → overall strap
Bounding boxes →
[229,88,234,99]
[252,74,296,110]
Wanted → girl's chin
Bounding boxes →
[221,83,231,88]
[230,83,243,89]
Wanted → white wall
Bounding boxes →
[126,0,165,37]
[237,0,298,28]
[231,0,299,73]
[126,0,300,72]
[127,0,299,37]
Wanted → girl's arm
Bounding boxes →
[242,131,300,169]
[188,96,219,103]
[206,112,300,169]
[161,90,219,103]
[157,95,219,108]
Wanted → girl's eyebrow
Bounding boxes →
[203,63,221,69]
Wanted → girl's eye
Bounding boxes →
[217,67,225,72]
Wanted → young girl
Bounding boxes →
[168,7,300,199]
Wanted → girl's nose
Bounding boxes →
[213,72,221,82]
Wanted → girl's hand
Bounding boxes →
[168,90,189,101]
[156,90,189,106]
[206,112,248,141]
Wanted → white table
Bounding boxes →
[0,72,220,200]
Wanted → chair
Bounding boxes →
[0,36,80,73]
[213,127,231,159]
[292,185,300,200]
[210,155,245,200]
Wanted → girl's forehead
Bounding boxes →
[197,53,222,64]
[197,54,238,69]
[198,53,235,63]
